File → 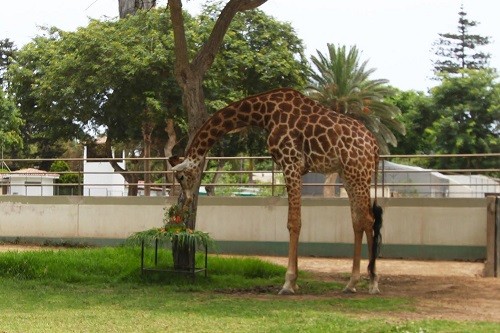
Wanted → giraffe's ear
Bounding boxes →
[170,157,190,172]
[168,156,182,168]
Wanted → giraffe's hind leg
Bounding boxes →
[343,182,378,294]
[343,227,363,293]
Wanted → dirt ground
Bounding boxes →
[2,245,499,322]
[259,256,500,323]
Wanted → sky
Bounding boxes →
[1,0,499,92]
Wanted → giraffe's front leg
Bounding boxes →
[280,269,299,295]
[343,229,363,293]
[279,229,300,295]
[279,184,302,295]
[279,220,300,295]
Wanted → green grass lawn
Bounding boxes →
[0,247,497,332]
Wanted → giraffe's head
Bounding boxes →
[168,156,202,206]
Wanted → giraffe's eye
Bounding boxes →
[178,175,184,181]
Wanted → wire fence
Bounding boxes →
[0,153,499,198]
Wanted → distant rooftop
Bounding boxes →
[1,168,59,179]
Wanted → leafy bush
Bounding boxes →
[50,160,81,195]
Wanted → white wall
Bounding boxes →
[8,176,57,196]
[83,146,126,196]
[0,197,487,254]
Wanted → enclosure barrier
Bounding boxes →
[0,196,489,263]
[0,153,498,198]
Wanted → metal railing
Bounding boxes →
[0,153,498,198]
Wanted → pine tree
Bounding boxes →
[433,5,490,75]
[0,39,16,89]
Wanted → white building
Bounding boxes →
[83,146,126,196]
[301,161,499,198]
[0,168,59,196]
[381,161,499,198]
[447,174,500,198]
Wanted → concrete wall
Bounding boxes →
[0,196,487,260]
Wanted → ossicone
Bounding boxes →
[168,156,182,167]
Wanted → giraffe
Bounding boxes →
[169,88,383,295]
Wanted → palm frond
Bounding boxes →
[308,44,406,153]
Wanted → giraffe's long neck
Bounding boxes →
[185,93,277,162]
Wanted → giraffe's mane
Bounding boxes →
[224,87,327,112]
[224,87,299,106]
[242,87,300,99]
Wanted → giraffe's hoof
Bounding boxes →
[279,280,299,295]
[342,286,357,294]
[278,288,295,295]
[369,286,381,295]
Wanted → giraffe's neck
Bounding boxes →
[185,96,272,162]
[184,88,330,164]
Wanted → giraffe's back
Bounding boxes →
[265,91,379,178]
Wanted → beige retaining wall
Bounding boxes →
[0,196,487,260]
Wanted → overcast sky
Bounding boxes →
[1,0,498,92]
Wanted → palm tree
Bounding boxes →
[308,44,405,155]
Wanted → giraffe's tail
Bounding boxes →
[368,202,383,280]
[368,158,383,279]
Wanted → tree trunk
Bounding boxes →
[180,75,210,143]
[117,0,156,196]
[118,0,156,18]
[142,116,153,197]
[171,235,196,271]
[167,0,267,264]
[103,137,139,196]
[168,0,268,138]
[142,109,154,197]
[164,118,179,196]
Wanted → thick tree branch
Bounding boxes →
[168,0,190,84]
[237,0,267,11]
[164,118,177,158]
[169,0,267,81]
[193,0,267,73]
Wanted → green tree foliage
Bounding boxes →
[388,90,434,156]
[202,5,309,110]
[308,44,405,154]
[23,11,178,144]
[433,5,490,75]
[0,39,23,155]
[426,69,499,169]
[0,39,16,89]
[0,89,23,152]
[49,160,81,195]
[6,10,182,175]
[7,32,92,162]
[200,5,309,159]
[7,7,307,161]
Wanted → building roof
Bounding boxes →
[1,168,59,179]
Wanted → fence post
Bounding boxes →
[484,196,498,277]
[271,160,275,197]
[497,196,500,277]
[381,159,385,198]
